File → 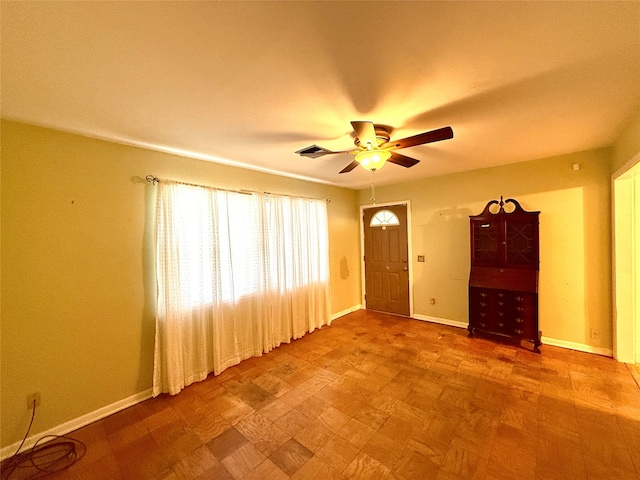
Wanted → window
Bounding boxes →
[370,209,400,227]
[156,182,329,307]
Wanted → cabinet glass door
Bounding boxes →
[472,219,501,265]
[505,219,538,268]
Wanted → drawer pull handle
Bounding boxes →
[515,318,523,323]
[498,301,504,306]
[515,296,523,302]
[498,293,505,298]
[498,312,504,316]
[480,323,487,328]
[480,292,487,298]
[515,329,523,334]
[480,313,486,317]
[480,302,487,307]
[516,307,524,311]
[498,323,504,328]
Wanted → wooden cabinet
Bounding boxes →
[468,197,541,352]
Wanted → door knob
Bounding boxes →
[403,266,408,271]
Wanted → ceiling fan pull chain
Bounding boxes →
[370,174,376,205]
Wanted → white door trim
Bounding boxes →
[612,152,640,363]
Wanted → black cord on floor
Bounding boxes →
[1,401,86,479]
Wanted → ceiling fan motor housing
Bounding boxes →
[354,125,390,148]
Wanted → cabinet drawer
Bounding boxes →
[469,287,538,341]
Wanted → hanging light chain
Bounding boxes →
[370,170,376,204]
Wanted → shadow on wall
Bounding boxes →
[413,206,474,320]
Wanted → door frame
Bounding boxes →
[612,153,640,364]
[360,201,413,317]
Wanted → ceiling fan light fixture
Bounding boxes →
[355,149,391,171]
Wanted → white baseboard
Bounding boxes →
[0,389,153,461]
[541,336,613,357]
[412,314,614,357]
[331,304,362,320]
[412,314,468,329]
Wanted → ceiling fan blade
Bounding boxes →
[295,145,356,159]
[385,126,453,149]
[350,121,378,148]
[339,160,359,174]
[388,151,420,168]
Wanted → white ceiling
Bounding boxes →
[2,1,639,190]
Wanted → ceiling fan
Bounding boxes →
[295,121,453,173]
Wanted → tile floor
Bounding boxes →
[13,310,640,479]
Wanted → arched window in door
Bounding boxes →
[370,209,400,227]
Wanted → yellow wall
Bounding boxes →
[357,149,612,350]
[0,118,622,449]
[0,120,361,448]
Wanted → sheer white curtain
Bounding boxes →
[152,180,331,396]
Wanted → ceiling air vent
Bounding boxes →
[295,144,333,159]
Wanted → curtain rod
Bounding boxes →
[145,175,330,203]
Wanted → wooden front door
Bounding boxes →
[363,204,410,316]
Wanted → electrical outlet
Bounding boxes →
[590,328,598,340]
[27,392,41,409]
